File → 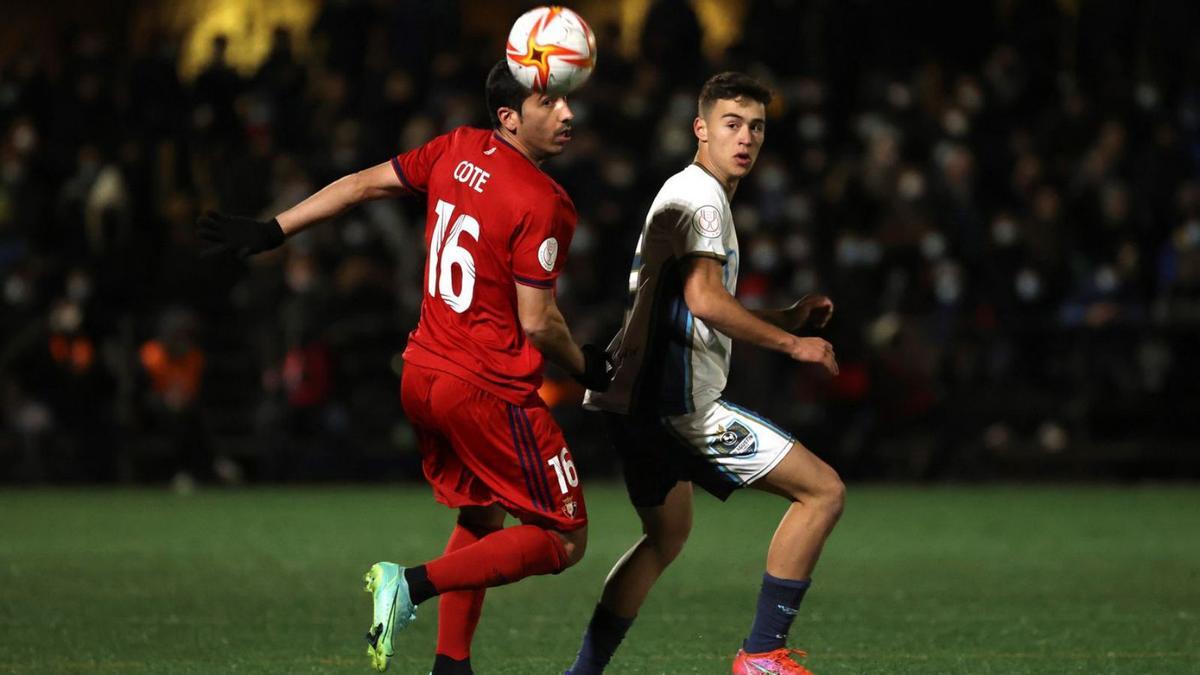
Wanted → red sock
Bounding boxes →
[436,524,489,661]
[426,524,569,594]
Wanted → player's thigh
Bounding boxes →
[399,363,437,427]
[752,439,844,505]
[662,399,796,496]
[434,383,588,532]
[634,480,693,551]
[602,412,686,509]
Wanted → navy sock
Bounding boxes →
[431,653,472,674]
[742,573,811,653]
[567,603,635,674]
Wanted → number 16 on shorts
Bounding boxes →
[547,447,578,494]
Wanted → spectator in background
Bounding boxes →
[0,275,115,482]
[137,308,213,492]
[639,0,703,85]
[193,34,242,146]
[253,27,307,153]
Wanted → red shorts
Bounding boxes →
[400,363,587,532]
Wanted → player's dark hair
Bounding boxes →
[698,72,773,117]
[486,60,531,129]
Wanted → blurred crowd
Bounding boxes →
[2,0,1198,486]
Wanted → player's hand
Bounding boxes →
[801,294,834,329]
[784,294,835,332]
[574,344,612,392]
[786,336,838,376]
[196,211,286,259]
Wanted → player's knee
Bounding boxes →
[556,527,588,568]
[816,470,846,521]
[651,531,687,564]
[644,519,690,563]
[456,511,504,537]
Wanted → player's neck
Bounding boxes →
[495,128,545,166]
[692,153,739,198]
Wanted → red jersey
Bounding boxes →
[393,126,577,405]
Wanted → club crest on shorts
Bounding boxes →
[561,495,578,518]
[710,420,757,457]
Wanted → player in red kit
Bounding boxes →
[197,62,610,674]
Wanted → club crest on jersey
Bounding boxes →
[562,495,578,518]
[710,420,757,457]
[693,205,722,238]
[538,237,559,271]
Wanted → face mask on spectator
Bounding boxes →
[758,165,787,192]
[1094,266,1118,293]
[1181,220,1200,249]
[49,301,83,333]
[899,170,925,201]
[784,193,811,224]
[749,239,780,273]
[66,271,93,302]
[837,236,883,268]
[12,121,37,154]
[935,263,962,305]
[798,114,824,142]
[4,274,31,307]
[992,218,1018,247]
[1015,268,1042,301]
[921,232,946,260]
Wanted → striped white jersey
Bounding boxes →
[584,163,739,415]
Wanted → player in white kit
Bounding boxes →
[566,73,845,675]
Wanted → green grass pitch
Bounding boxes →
[1,484,1197,674]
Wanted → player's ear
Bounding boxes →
[694,116,707,143]
[498,106,521,134]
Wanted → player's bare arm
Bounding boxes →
[196,161,404,258]
[752,294,835,333]
[275,161,406,235]
[681,256,838,375]
[515,284,610,390]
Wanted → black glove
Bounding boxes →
[196,211,286,259]
[574,344,612,392]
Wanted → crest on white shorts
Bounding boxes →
[709,420,757,457]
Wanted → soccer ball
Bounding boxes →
[505,6,597,97]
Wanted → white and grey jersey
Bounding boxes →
[585,163,739,416]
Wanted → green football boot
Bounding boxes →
[363,562,417,672]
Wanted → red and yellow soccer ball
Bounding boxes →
[505,6,597,97]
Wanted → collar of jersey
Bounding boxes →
[690,161,732,204]
[491,132,543,172]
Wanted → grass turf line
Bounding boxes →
[0,484,1197,674]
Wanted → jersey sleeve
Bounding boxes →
[390,129,456,193]
[657,196,727,261]
[511,194,576,289]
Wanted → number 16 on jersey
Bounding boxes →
[429,199,479,313]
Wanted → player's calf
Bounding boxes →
[365,523,580,672]
[404,524,581,607]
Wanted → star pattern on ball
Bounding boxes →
[506,6,595,92]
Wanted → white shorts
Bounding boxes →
[661,399,796,488]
